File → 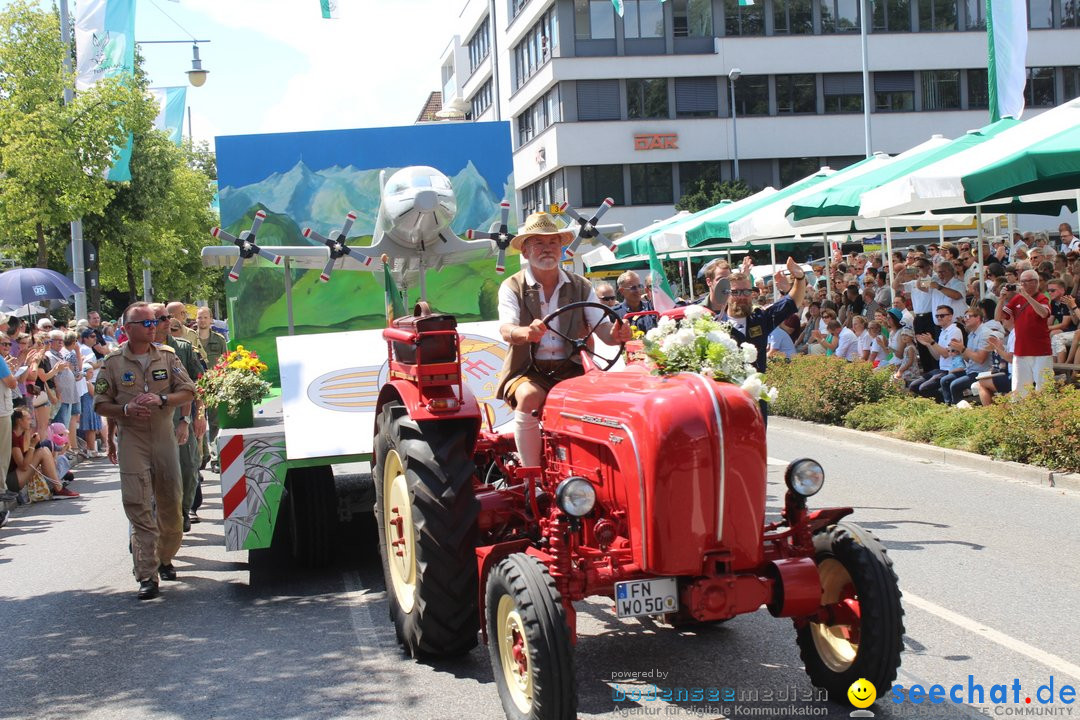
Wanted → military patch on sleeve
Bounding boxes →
[94,378,110,394]
[173,362,186,376]
[748,325,763,338]
[121,371,136,385]
[152,369,168,381]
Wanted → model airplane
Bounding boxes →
[209,210,283,282]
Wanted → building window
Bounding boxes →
[675,77,718,117]
[1062,0,1079,27]
[962,0,985,28]
[872,0,913,31]
[582,165,625,206]
[679,161,722,197]
[630,163,674,205]
[1025,67,1056,107]
[471,79,493,119]
[468,17,490,75]
[921,70,961,110]
[1029,0,1054,27]
[732,75,769,116]
[738,159,775,190]
[874,71,914,111]
[673,0,714,37]
[967,68,989,109]
[776,74,817,114]
[509,0,530,20]
[826,155,863,170]
[822,0,861,32]
[724,0,764,35]
[780,157,821,186]
[774,0,814,33]
[575,0,615,39]
[577,80,621,120]
[918,0,958,30]
[624,0,665,38]
[823,73,864,113]
[1065,67,1080,100]
[512,7,559,90]
[517,86,560,146]
[626,78,669,119]
[521,172,565,216]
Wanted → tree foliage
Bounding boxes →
[675,179,754,213]
[0,0,154,266]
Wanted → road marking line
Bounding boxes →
[341,570,397,661]
[767,456,787,466]
[904,591,1080,683]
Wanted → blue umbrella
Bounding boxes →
[0,267,81,307]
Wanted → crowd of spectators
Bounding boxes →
[758,223,1080,405]
[1,310,120,518]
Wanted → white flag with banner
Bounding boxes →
[986,0,1028,122]
[320,0,340,19]
[646,243,676,312]
[75,0,137,181]
[150,87,187,146]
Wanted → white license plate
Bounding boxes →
[614,577,678,618]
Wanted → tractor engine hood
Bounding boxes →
[543,367,767,576]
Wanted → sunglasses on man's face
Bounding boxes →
[128,319,157,329]
[935,313,952,319]
[157,316,170,324]
[598,296,616,302]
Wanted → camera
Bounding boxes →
[1005,283,1018,291]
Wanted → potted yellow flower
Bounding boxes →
[197,346,271,428]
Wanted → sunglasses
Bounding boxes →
[621,284,643,292]
[730,289,753,297]
[128,319,157,328]
[935,313,952,319]
[598,296,616,302]
[157,316,170,323]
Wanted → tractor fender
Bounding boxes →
[375,379,482,440]
[475,539,535,643]
[806,507,855,535]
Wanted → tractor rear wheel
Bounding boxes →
[373,401,479,657]
[486,553,576,720]
[796,521,904,703]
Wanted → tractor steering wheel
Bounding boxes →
[531,301,626,379]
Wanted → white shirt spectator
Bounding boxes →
[931,276,968,318]
[902,279,934,314]
[498,266,604,361]
[869,334,889,365]
[1010,239,1028,262]
[964,323,993,374]
[835,327,859,361]
[937,323,963,371]
[856,330,874,359]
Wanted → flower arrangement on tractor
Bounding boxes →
[371,300,904,720]
[196,346,271,414]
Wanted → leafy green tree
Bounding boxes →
[0,0,155,267]
[674,179,753,213]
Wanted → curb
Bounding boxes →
[770,416,1080,493]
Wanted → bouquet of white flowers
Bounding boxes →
[641,305,778,403]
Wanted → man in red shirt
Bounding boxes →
[997,269,1052,395]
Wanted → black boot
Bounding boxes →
[182,510,191,533]
[137,579,160,600]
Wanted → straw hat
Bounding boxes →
[510,211,575,252]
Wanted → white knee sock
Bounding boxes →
[513,410,542,467]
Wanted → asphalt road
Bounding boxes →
[2,424,1079,720]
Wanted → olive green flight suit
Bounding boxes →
[94,344,196,582]
[166,336,203,514]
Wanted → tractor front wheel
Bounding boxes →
[486,553,576,720]
[373,401,479,658]
[796,521,904,703]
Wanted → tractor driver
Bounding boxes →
[496,212,632,467]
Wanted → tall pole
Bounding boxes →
[860,0,872,157]
[59,0,88,319]
[488,0,501,121]
[729,76,740,180]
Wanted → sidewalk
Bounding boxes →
[771,415,1080,492]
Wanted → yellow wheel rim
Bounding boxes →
[382,450,416,613]
[810,558,859,672]
[496,594,533,714]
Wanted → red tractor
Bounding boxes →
[373,302,903,720]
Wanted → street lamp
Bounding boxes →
[728,68,742,181]
[139,40,212,87]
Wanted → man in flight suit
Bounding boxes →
[95,302,196,600]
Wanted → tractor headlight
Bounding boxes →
[785,458,825,497]
[555,477,596,517]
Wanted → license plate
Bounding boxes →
[614,577,678,618]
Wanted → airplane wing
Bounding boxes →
[201,246,330,270]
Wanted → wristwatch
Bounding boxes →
[158,393,168,408]
[180,415,192,424]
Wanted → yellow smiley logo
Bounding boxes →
[847,678,877,708]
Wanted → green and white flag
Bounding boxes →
[320,0,340,19]
[986,0,1028,122]
[739,0,756,5]
[150,87,188,147]
[646,243,676,312]
[611,0,624,17]
[75,0,136,181]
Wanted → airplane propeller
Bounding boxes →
[558,198,617,258]
[211,210,283,282]
[303,211,373,282]
[466,202,515,274]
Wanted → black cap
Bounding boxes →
[79,328,95,339]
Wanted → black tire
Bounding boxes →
[373,401,479,657]
[283,465,336,568]
[796,521,904,703]
[485,553,576,720]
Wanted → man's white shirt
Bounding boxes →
[498,265,603,360]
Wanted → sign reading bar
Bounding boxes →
[634,133,678,151]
